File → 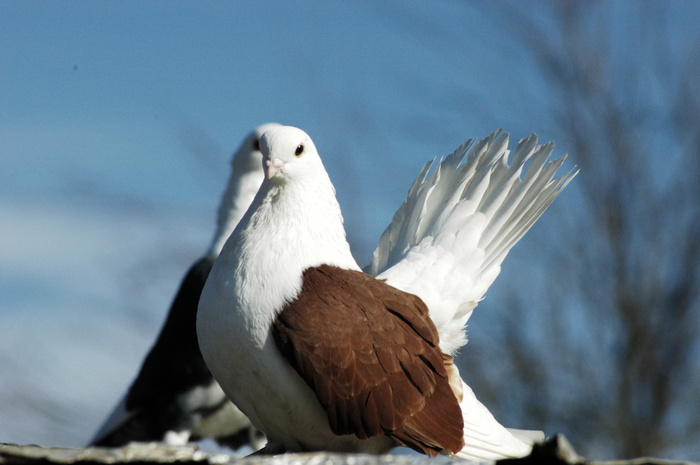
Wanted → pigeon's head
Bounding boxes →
[260,126,324,182]
[231,122,281,173]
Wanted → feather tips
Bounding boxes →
[368,130,577,354]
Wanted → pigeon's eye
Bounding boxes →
[252,138,260,151]
[295,144,304,157]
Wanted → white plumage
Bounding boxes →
[198,127,377,454]
[368,129,576,354]
[197,126,575,460]
[90,123,279,449]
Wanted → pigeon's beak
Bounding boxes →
[265,157,284,179]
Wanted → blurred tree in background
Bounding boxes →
[459,0,700,460]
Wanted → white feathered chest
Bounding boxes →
[197,157,370,452]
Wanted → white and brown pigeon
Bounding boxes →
[197,126,575,459]
[89,123,280,449]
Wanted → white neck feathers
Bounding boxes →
[219,169,359,335]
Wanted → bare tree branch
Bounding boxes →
[462,1,700,459]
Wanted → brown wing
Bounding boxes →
[272,265,464,456]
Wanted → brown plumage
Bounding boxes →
[272,265,465,456]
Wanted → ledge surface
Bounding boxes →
[0,436,696,465]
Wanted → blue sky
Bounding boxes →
[2,1,548,224]
[1,0,698,454]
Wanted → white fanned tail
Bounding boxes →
[368,129,577,355]
[365,130,574,460]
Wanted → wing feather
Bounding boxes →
[272,265,464,456]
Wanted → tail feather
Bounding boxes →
[453,379,542,461]
[479,139,576,275]
[368,130,577,355]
